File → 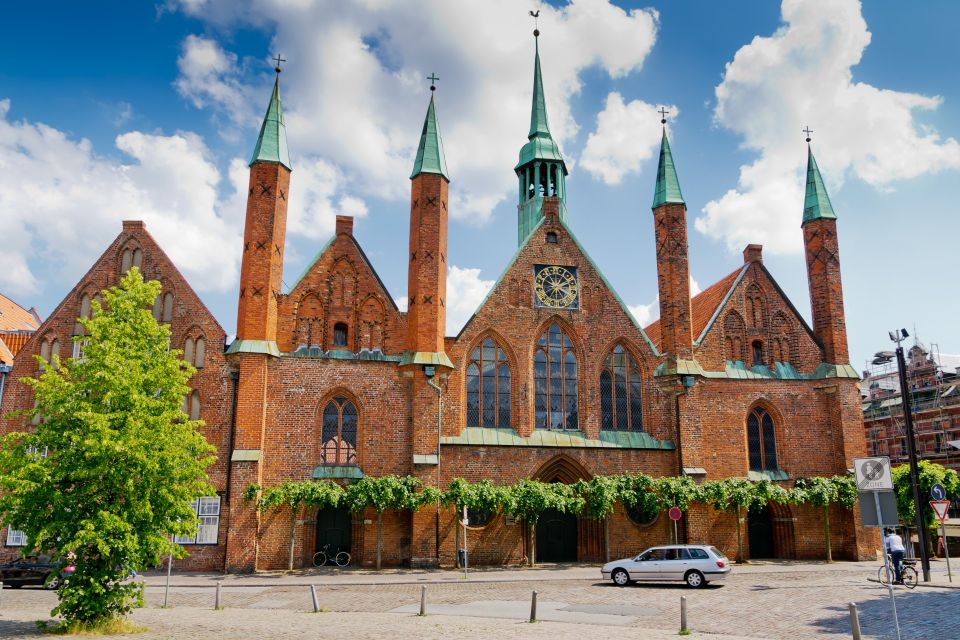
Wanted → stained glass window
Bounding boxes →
[600,344,643,432]
[320,396,358,465]
[466,338,510,427]
[534,323,578,430]
[747,406,778,471]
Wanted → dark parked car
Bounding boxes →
[0,556,75,589]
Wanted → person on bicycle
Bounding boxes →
[884,528,905,584]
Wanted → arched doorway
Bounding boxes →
[315,505,352,562]
[748,502,796,559]
[536,509,578,562]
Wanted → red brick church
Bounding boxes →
[2,32,872,570]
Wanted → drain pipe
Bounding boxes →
[425,367,443,564]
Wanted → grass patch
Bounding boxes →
[678,630,691,636]
[39,617,146,635]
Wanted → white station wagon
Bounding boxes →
[601,544,731,588]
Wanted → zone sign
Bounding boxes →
[854,456,893,491]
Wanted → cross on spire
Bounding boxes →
[803,126,813,143]
[659,106,670,125]
[427,73,439,92]
[273,54,286,74]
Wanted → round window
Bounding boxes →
[465,508,494,528]
[625,502,659,527]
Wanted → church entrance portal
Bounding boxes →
[315,506,352,561]
[748,505,774,558]
[747,502,796,559]
[536,508,578,562]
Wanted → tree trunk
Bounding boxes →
[288,505,297,571]
[735,505,745,564]
[604,515,610,563]
[455,512,461,568]
[823,505,833,563]
[376,511,383,571]
[528,522,536,567]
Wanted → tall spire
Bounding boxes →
[410,89,450,181]
[652,127,685,209]
[802,144,836,224]
[250,70,291,171]
[528,36,550,138]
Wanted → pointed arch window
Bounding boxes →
[321,396,358,466]
[466,338,511,428]
[600,344,643,432]
[534,323,578,430]
[747,406,778,471]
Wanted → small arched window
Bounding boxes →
[751,340,764,367]
[333,322,348,348]
[183,335,205,368]
[74,293,92,335]
[747,406,778,471]
[121,249,133,274]
[189,390,201,421]
[184,337,194,365]
[320,396,358,466]
[132,248,143,269]
[534,323,578,431]
[600,344,643,432]
[465,338,510,428]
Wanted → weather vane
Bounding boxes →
[427,73,439,92]
[659,107,670,125]
[803,126,813,143]
[529,9,540,37]
[273,54,287,74]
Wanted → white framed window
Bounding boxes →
[72,338,88,362]
[6,528,27,546]
[174,496,220,545]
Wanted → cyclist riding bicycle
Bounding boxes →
[884,528,905,584]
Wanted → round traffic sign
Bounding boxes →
[931,483,947,501]
[668,506,682,521]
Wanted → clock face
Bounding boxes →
[533,265,579,309]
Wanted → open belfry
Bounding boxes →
[1,28,871,571]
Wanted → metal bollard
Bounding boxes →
[680,595,688,632]
[214,581,223,610]
[849,602,862,640]
[1,580,3,607]
[419,585,427,616]
[310,585,320,613]
[529,590,538,623]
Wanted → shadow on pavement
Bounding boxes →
[810,585,960,639]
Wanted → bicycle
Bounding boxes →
[877,556,918,589]
[313,544,350,567]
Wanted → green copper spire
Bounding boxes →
[250,73,291,171]
[410,91,450,181]
[802,145,837,224]
[515,34,566,170]
[652,128,685,208]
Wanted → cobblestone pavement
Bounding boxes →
[2,563,959,639]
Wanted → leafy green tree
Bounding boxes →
[700,478,757,564]
[344,475,432,569]
[573,475,622,562]
[792,476,856,563]
[506,480,583,566]
[617,472,660,521]
[893,461,960,553]
[0,269,215,626]
[444,478,507,563]
[245,480,344,569]
[652,475,699,511]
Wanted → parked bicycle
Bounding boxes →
[877,556,918,589]
[313,544,350,568]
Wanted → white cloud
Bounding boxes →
[285,157,369,240]
[175,35,259,131]
[0,99,242,295]
[171,0,659,223]
[697,0,960,254]
[581,93,674,185]
[445,265,494,335]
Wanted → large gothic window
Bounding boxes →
[466,338,511,428]
[321,396,358,465]
[534,323,578,430]
[747,406,778,471]
[600,344,643,432]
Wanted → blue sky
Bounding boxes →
[1,0,958,371]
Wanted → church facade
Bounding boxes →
[2,34,872,570]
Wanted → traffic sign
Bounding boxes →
[668,506,682,521]
[931,483,947,501]
[854,456,893,491]
[931,500,950,522]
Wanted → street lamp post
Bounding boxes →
[874,328,931,582]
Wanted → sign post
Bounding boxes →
[669,507,682,545]
[931,499,952,583]
[461,505,469,579]
[855,456,901,640]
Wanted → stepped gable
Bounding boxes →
[275,216,405,355]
